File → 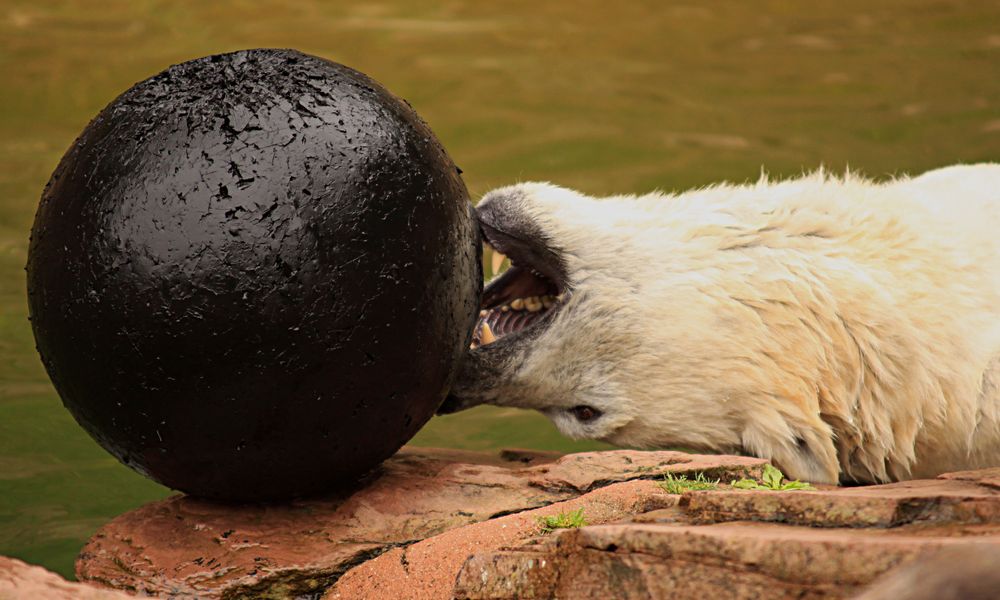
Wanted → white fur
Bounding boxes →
[477,164,1000,484]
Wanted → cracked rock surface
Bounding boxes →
[73,449,1000,600]
[455,467,1000,600]
[74,447,764,599]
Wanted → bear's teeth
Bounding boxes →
[479,321,496,345]
[506,296,560,312]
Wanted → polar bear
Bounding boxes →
[438,164,1000,484]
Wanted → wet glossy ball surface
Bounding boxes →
[26,49,482,501]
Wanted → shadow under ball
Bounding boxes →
[26,49,483,501]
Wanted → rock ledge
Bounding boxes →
[62,449,1000,599]
[77,447,763,599]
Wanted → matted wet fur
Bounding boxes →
[443,164,1000,484]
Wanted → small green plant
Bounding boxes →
[731,464,815,491]
[658,471,720,494]
[537,508,587,533]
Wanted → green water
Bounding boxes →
[1,0,998,580]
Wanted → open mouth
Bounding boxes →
[470,223,569,348]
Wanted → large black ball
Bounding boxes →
[26,49,482,501]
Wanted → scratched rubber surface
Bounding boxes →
[26,49,482,501]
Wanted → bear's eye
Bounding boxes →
[569,405,601,422]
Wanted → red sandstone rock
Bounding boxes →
[453,468,1000,600]
[456,521,1000,599]
[77,447,764,598]
[680,473,1000,527]
[0,556,135,599]
[325,479,675,600]
[80,447,1000,600]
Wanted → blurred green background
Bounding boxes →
[1,0,998,580]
